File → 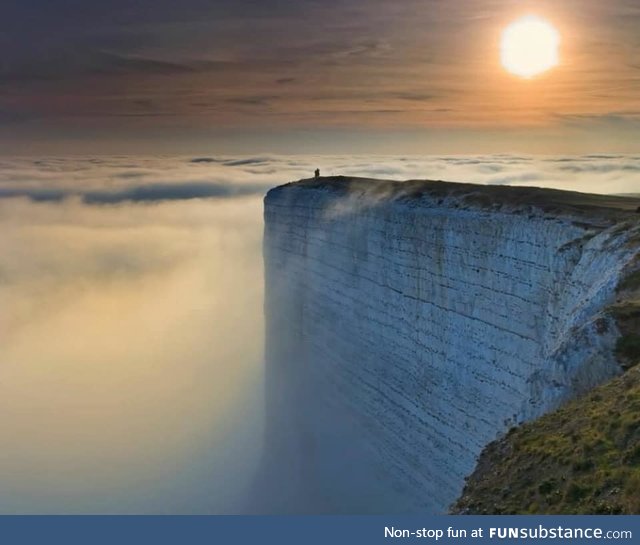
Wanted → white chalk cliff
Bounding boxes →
[262,177,640,513]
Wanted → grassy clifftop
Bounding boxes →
[452,365,640,514]
[278,177,640,224]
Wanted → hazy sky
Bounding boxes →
[2,0,639,154]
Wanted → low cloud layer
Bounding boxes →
[0,153,638,513]
[0,184,265,513]
[0,154,639,205]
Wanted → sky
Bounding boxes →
[2,0,639,154]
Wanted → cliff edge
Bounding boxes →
[262,176,640,513]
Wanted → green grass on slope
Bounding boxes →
[618,270,640,292]
[452,366,640,514]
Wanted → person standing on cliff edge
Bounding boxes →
[314,168,320,178]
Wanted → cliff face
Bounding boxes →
[262,177,640,514]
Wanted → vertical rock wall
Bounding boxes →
[262,179,639,513]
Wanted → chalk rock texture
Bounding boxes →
[262,177,640,513]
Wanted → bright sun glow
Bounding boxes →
[501,15,560,78]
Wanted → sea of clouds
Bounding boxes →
[0,153,638,514]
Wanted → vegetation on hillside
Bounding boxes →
[618,270,640,292]
[452,366,640,514]
[609,300,640,369]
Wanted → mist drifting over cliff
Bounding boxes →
[1,154,639,513]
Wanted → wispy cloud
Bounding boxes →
[2,0,639,150]
[0,50,200,85]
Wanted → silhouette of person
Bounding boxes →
[314,168,320,178]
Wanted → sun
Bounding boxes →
[501,15,560,78]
